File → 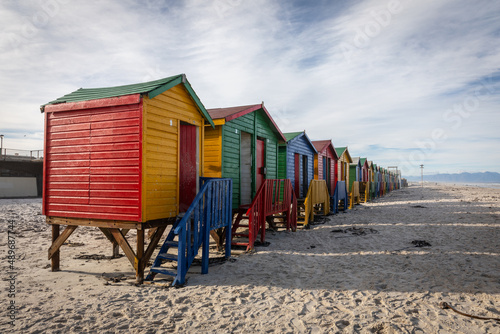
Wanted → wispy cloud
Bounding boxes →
[1,0,499,175]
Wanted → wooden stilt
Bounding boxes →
[136,229,144,284]
[51,225,60,272]
[49,225,78,271]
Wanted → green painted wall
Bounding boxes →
[221,109,281,208]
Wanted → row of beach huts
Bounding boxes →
[41,74,405,285]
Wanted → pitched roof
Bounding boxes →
[283,131,303,142]
[312,140,339,159]
[41,74,214,127]
[360,158,367,166]
[335,147,347,157]
[281,131,318,153]
[207,104,262,121]
[207,104,286,141]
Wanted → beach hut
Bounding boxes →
[360,158,369,182]
[349,157,362,207]
[203,103,294,250]
[349,158,362,187]
[335,147,352,191]
[204,103,286,208]
[312,140,339,195]
[278,131,317,199]
[41,74,232,283]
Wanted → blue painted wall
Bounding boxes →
[279,134,316,198]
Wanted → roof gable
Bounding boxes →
[207,103,286,141]
[335,146,353,163]
[282,131,318,153]
[41,74,214,127]
[312,140,339,160]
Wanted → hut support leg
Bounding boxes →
[48,225,77,271]
[99,228,129,258]
[51,225,59,272]
[105,227,167,284]
[136,230,144,284]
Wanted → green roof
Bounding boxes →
[360,158,367,165]
[283,131,303,142]
[41,74,214,127]
[335,147,347,157]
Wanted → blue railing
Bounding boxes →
[173,177,232,285]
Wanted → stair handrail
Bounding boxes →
[173,177,232,285]
[243,179,296,250]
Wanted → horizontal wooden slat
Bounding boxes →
[47,145,92,154]
[91,151,139,160]
[46,210,140,221]
[90,134,140,145]
[90,158,140,167]
[91,126,139,137]
[47,182,90,190]
[90,109,140,122]
[90,175,140,183]
[48,160,90,168]
[90,182,139,190]
[48,152,90,161]
[90,142,141,152]
[91,118,140,130]
[49,129,91,140]
[47,203,139,215]
[90,167,139,175]
[89,198,139,206]
[48,114,92,126]
[47,175,89,182]
[48,167,90,175]
[90,190,139,198]
[46,189,89,197]
[50,123,91,133]
[48,196,89,205]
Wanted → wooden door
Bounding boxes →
[240,132,252,205]
[179,123,197,212]
[302,155,308,198]
[294,153,300,197]
[327,157,332,193]
[256,139,265,192]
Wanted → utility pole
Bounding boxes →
[420,164,424,188]
[0,134,4,159]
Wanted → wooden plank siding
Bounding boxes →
[203,126,222,178]
[206,108,281,209]
[44,103,143,221]
[279,134,315,199]
[142,84,205,221]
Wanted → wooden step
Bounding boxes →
[157,252,178,262]
[149,266,177,277]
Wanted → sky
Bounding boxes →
[1,0,499,177]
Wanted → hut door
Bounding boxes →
[179,123,198,212]
[302,155,308,197]
[256,139,265,192]
[294,153,300,197]
[326,158,332,193]
[240,132,252,205]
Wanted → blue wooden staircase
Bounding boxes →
[146,178,232,286]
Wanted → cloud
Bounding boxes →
[1,0,499,176]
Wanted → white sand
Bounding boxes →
[1,183,499,333]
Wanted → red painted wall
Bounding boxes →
[43,99,142,221]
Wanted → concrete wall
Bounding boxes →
[0,177,38,198]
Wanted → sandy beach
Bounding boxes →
[1,183,499,333]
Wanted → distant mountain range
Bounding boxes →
[405,172,500,183]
